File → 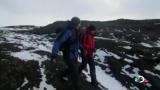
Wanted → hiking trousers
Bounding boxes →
[79,54,98,84]
[62,58,80,90]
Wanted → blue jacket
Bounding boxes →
[52,25,79,60]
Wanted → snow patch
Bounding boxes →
[155,40,160,47]
[16,78,29,90]
[144,70,160,79]
[140,42,153,48]
[95,49,121,61]
[3,31,52,53]
[124,58,134,63]
[0,27,34,31]
[95,37,116,41]
[83,65,128,90]
[121,41,131,44]
[126,54,139,59]
[21,78,29,87]
[96,66,127,90]
[154,64,160,71]
[130,86,140,90]
[11,51,42,61]
[109,52,121,59]
[121,65,141,78]
[33,68,56,90]
[140,41,160,48]
[95,49,111,62]
[114,29,123,32]
[11,51,48,65]
[122,46,132,50]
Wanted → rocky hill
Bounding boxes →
[0,19,160,90]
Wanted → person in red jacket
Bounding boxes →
[79,25,98,86]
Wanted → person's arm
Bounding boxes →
[51,30,71,58]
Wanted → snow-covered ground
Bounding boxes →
[1,30,159,90]
[83,65,127,90]
[16,78,29,90]
[140,42,153,48]
[121,65,140,78]
[0,27,35,31]
[0,31,55,90]
[144,70,160,79]
[3,32,52,52]
[124,58,133,63]
[95,36,131,44]
[121,46,132,50]
[126,54,139,59]
[155,64,160,71]
[0,30,130,90]
[95,37,116,41]
[95,49,121,60]
[33,68,56,90]
[140,41,160,48]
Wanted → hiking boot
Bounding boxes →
[61,76,69,81]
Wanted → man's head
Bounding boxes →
[70,17,81,29]
[86,25,96,35]
[87,25,96,32]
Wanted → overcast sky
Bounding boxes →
[0,0,160,26]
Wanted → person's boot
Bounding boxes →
[62,76,69,81]
[60,71,69,81]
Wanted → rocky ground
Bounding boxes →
[0,30,103,90]
[0,26,160,90]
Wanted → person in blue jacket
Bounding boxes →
[51,17,81,90]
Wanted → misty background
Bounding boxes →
[0,0,160,26]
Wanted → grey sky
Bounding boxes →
[0,0,160,26]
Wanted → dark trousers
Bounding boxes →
[62,58,80,90]
[79,54,97,84]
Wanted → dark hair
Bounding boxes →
[88,25,96,31]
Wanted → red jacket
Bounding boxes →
[81,29,95,57]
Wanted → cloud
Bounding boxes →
[0,0,160,26]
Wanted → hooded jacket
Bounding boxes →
[52,22,79,60]
[81,27,95,57]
